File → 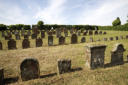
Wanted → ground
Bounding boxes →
[0,30,128,85]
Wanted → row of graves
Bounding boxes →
[0,33,128,50]
[0,43,127,84]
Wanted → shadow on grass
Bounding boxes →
[4,76,19,84]
[104,62,127,68]
[40,73,57,78]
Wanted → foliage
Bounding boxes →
[112,17,121,26]
[37,21,44,30]
[0,24,7,30]
[23,25,31,30]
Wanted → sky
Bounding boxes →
[0,0,128,26]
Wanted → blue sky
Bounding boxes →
[0,0,128,25]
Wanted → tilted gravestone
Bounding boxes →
[57,59,71,74]
[0,41,2,50]
[85,44,106,69]
[41,31,45,38]
[36,38,43,47]
[20,58,40,81]
[59,36,65,45]
[81,37,86,43]
[31,34,37,39]
[111,43,125,65]
[71,34,77,44]
[48,35,53,46]
[22,39,30,49]
[115,36,118,40]
[0,68,4,85]
[15,34,20,40]
[8,39,17,50]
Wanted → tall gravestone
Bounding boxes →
[8,39,17,50]
[85,44,106,69]
[0,41,2,50]
[36,38,43,47]
[20,58,40,81]
[22,39,30,49]
[48,36,53,46]
[111,43,125,65]
[59,36,65,45]
[0,68,4,85]
[71,34,77,44]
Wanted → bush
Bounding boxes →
[112,17,121,26]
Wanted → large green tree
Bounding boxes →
[112,17,121,26]
[37,20,44,30]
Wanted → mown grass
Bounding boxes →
[0,30,128,85]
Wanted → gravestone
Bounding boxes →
[56,28,61,38]
[85,44,106,69]
[59,36,65,45]
[89,30,93,35]
[90,37,93,42]
[64,29,68,37]
[0,68,4,85]
[48,36,53,46]
[15,34,20,40]
[111,43,125,65]
[77,31,81,36]
[20,58,40,81]
[83,32,87,36]
[57,59,71,74]
[41,31,45,38]
[99,31,102,35]
[71,34,77,44]
[81,37,86,43]
[5,34,12,40]
[48,31,53,36]
[94,31,98,35]
[115,36,118,40]
[31,34,37,39]
[109,37,113,41]
[36,38,42,47]
[22,39,30,49]
[126,35,128,39]
[0,41,2,50]
[103,32,107,35]
[8,39,17,50]
[24,35,29,39]
[27,30,31,36]
[103,38,108,41]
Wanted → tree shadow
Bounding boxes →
[4,76,19,84]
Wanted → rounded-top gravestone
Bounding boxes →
[71,34,77,44]
[20,58,40,81]
[8,39,17,50]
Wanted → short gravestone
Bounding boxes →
[15,34,20,40]
[31,34,37,39]
[103,38,108,41]
[103,32,107,35]
[109,37,113,41]
[0,68,4,85]
[41,31,45,38]
[85,44,106,69]
[36,38,43,47]
[71,34,77,44]
[57,59,71,74]
[83,32,87,36]
[115,36,118,40]
[59,36,65,45]
[24,35,29,39]
[48,36,53,46]
[22,39,30,49]
[99,31,102,35]
[94,31,98,35]
[111,43,125,65]
[20,58,40,81]
[81,37,86,43]
[0,41,2,50]
[126,35,128,39]
[8,39,17,50]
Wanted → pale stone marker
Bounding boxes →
[48,35,53,46]
[20,58,40,81]
[85,44,106,69]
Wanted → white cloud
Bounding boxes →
[77,0,128,25]
[35,0,68,24]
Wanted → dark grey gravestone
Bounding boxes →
[48,36,53,46]
[36,38,43,47]
[71,34,77,44]
[22,39,30,49]
[8,39,17,50]
[59,36,65,45]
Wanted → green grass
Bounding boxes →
[0,30,128,85]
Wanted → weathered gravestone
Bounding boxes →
[0,41,2,50]
[41,31,45,38]
[111,43,125,65]
[24,35,29,39]
[64,29,68,37]
[109,37,113,41]
[83,32,87,36]
[59,36,65,45]
[90,37,93,42]
[48,31,53,36]
[85,44,106,69]
[5,33,12,40]
[31,34,37,39]
[56,29,61,38]
[81,37,86,43]
[103,32,107,35]
[22,39,30,49]
[103,38,108,41]
[57,59,71,74]
[48,36,53,46]
[36,38,43,47]
[15,34,20,40]
[89,30,93,35]
[8,39,17,50]
[115,36,118,40]
[77,31,81,36]
[126,35,128,39]
[27,30,31,36]
[99,31,102,35]
[0,68,4,85]
[94,31,98,35]
[20,58,40,81]
[71,34,77,44]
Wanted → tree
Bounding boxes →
[0,24,7,30]
[23,25,31,30]
[37,20,44,30]
[112,17,121,26]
